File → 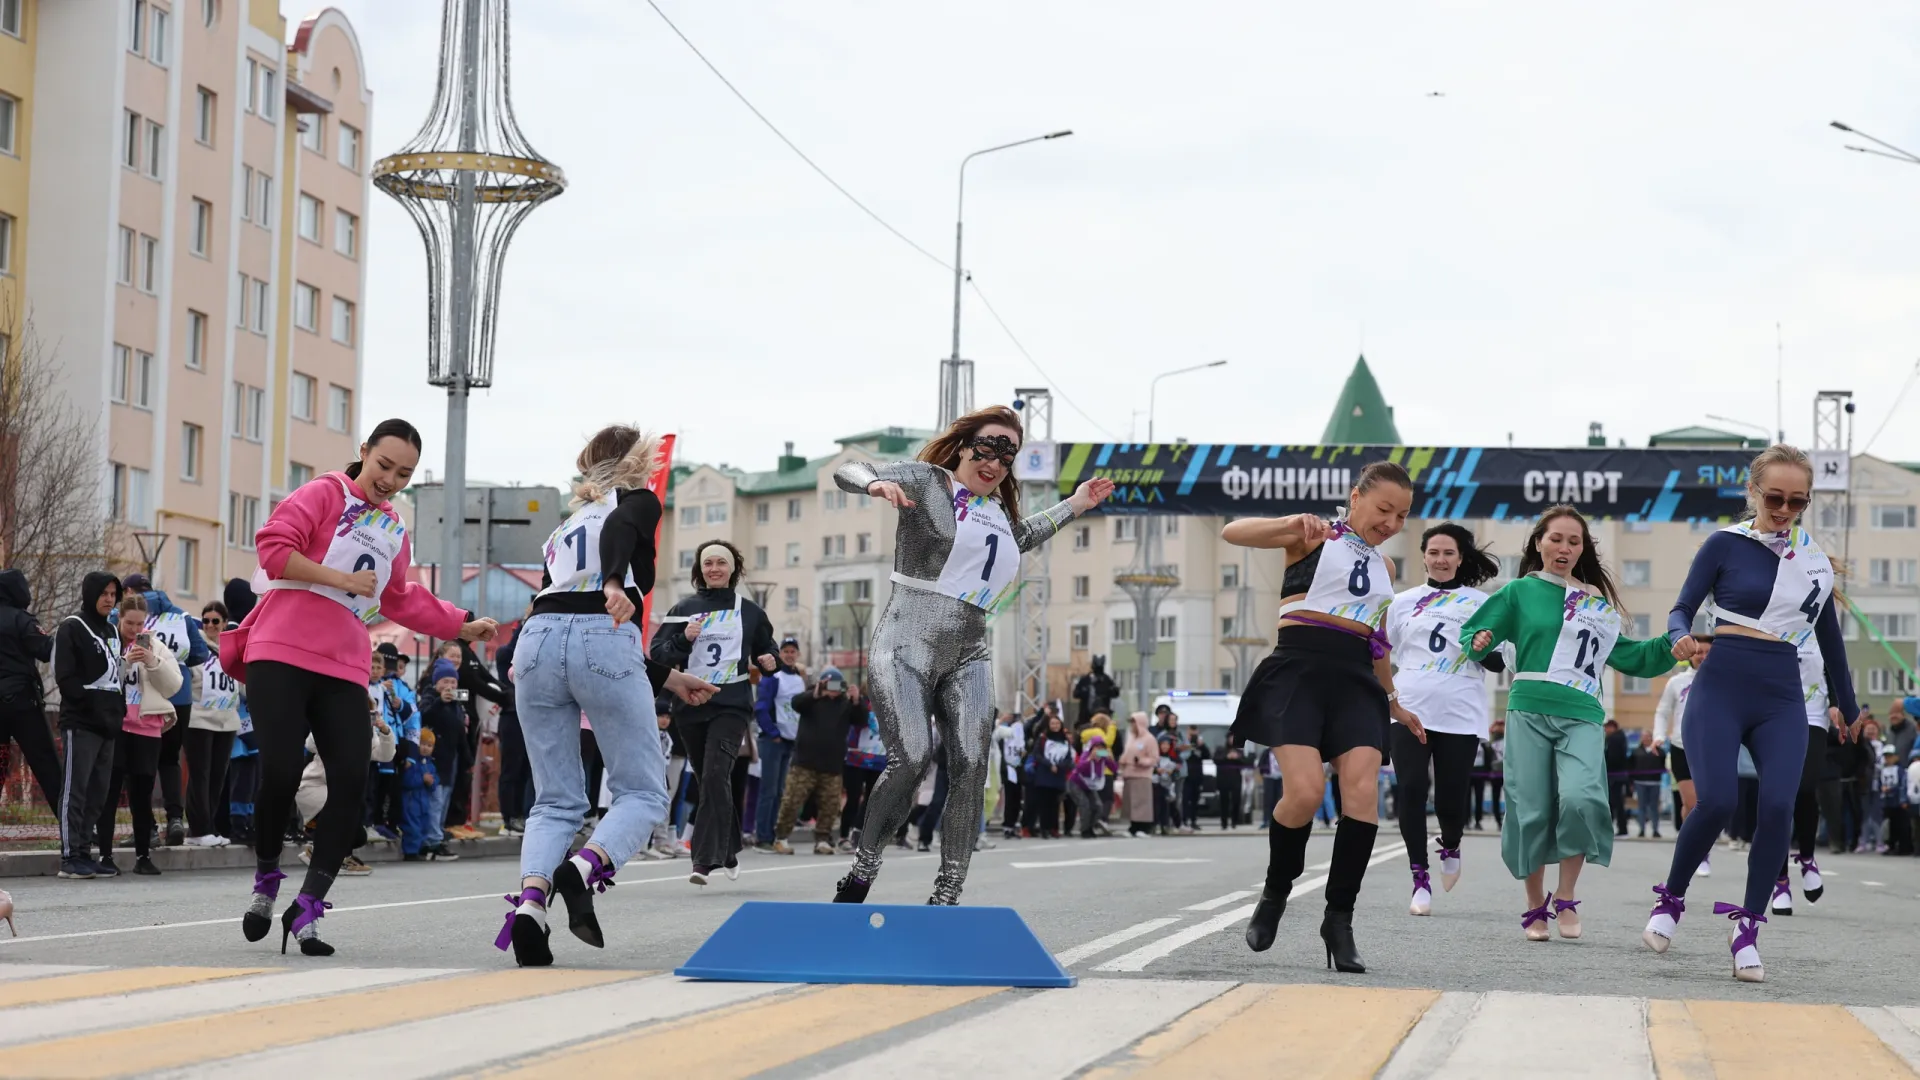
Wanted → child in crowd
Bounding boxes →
[402,727,441,862]
[1068,732,1116,838]
[417,659,465,861]
[1879,744,1913,856]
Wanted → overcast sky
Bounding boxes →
[319,1,1920,488]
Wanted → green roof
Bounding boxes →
[1899,462,1920,475]
[1647,426,1764,449]
[837,427,936,456]
[1320,355,1401,444]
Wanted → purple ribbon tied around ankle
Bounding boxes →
[1521,897,1556,929]
[1436,847,1460,863]
[1713,902,1767,953]
[1411,866,1432,893]
[494,894,521,951]
[288,895,332,935]
[1650,884,1685,920]
[1553,898,1581,917]
[253,867,287,899]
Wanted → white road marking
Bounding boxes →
[1052,917,1183,967]
[0,963,103,981]
[1863,880,1886,887]
[1849,1006,1920,1074]
[1010,857,1210,869]
[1183,891,1256,911]
[1377,991,1485,1080]
[1417,991,1651,1077]
[1096,844,1405,972]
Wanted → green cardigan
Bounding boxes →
[1460,574,1676,724]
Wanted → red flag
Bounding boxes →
[640,434,676,648]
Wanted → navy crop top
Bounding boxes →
[1280,541,1324,597]
[1667,530,1859,724]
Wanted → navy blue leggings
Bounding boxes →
[1664,635,1808,913]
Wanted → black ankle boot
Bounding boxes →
[1321,909,1365,973]
[1245,889,1288,952]
[832,872,871,903]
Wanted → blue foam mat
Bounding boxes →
[675,902,1076,988]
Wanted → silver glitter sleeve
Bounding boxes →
[1011,499,1077,554]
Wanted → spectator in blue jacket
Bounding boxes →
[751,638,807,851]
[124,573,209,847]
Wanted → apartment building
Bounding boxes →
[16,0,368,602]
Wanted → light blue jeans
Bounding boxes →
[513,614,669,882]
[427,782,452,846]
[755,736,792,843]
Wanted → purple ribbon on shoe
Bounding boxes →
[1411,865,1432,894]
[1436,847,1460,864]
[287,894,332,936]
[253,867,286,900]
[1521,894,1557,930]
[494,894,521,951]
[1713,902,1767,954]
[1553,898,1581,917]
[1650,884,1685,921]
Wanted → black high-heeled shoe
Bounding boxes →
[552,852,614,949]
[280,894,334,957]
[243,867,285,943]
[1245,889,1287,952]
[1321,909,1365,973]
[833,872,871,904]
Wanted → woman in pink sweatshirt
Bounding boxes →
[224,418,497,956]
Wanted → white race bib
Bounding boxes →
[538,496,634,597]
[770,670,804,739]
[1797,633,1830,727]
[202,654,239,713]
[1711,524,1833,648]
[1527,582,1622,701]
[1389,585,1491,678]
[123,660,142,708]
[686,595,747,685]
[1279,524,1394,628]
[144,610,189,659]
[934,490,1019,611]
[253,476,406,624]
[61,617,121,693]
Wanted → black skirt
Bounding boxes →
[1230,624,1389,761]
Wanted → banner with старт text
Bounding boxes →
[1052,444,1756,521]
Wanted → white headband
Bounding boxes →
[697,543,736,571]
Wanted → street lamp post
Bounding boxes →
[939,130,1073,430]
[1147,360,1229,444]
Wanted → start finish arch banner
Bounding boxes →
[1053,444,1756,522]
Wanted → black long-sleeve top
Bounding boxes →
[530,488,673,698]
[649,586,777,713]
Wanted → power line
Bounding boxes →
[642,0,1116,439]
[1861,357,1920,456]
[968,280,1117,438]
[641,0,950,272]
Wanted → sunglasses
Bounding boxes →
[965,435,1019,468]
[201,616,223,625]
[1760,493,1811,513]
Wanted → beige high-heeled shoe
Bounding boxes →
[1523,894,1554,942]
[1554,898,1582,939]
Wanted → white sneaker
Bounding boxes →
[642,845,673,861]
[186,835,224,848]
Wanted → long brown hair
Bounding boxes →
[1519,505,1622,606]
[918,404,1025,519]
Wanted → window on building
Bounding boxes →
[299,115,322,153]
[229,380,243,435]
[337,122,360,171]
[677,550,694,570]
[1112,618,1135,644]
[1621,675,1651,695]
[288,461,312,489]
[115,227,133,285]
[1164,517,1180,537]
[1073,525,1090,551]
[256,64,277,122]
[1158,615,1178,641]
[128,467,152,527]
[233,271,248,326]
[705,502,727,524]
[1901,559,1919,586]
[230,493,259,548]
[1817,502,1855,530]
[180,423,202,481]
[1872,505,1917,530]
[822,489,846,512]
[139,234,158,292]
[111,345,131,403]
[677,505,698,528]
[130,0,146,53]
[0,212,11,275]
[1630,613,1652,638]
[856,532,872,555]
[1221,616,1240,638]
[334,210,357,258]
[753,546,768,570]
[786,542,801,567]
[144,119,163,178]
[1867,613,1917,641]
[255,171,272,227]
[109,463,126,520]
[149,5,168,64]
[293,282,318,332]
[289,372,314,420]
[823,581,843,604]
[327,385,351,432]
[175,538,197,596]
[852,579,872,601]
[251,278,268,333]
[189,198,212,256]
[822,534,846,559]
[195,87,215,144]
[0,94,16,156]
[1072,575,1090,600]
[245,385,264,441]
[0,0,20,37]
[131,351,154,409]
[1114,518,1137,542]
[1499,554,1523,580]
[122,109,140,168]
[1070,624,1089,650]
[1623,560,1651,588]
[786,497,802,522]
[1221,563,1240,589]
[755,501,769,524]
[784,587,800,611]
[297,193,320,242]
[1872,559,1894,586]
[330,297,353,343]
[240,164,254,221]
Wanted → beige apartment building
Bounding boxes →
[661,429,1918,732]
[14,0,369,601]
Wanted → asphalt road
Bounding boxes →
[3,826,1915,1006]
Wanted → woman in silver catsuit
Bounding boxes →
[830,405,1113,905]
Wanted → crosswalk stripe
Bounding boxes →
[810,979,1236,1080]
[1377,992,1484,1080]
[0,968,643,1080]
[0,966,265,1009]
[1679,1000,1913,1078]
[0,968,463,1049]
[1080,984,1273,1079]
[1437,992,1653,1077]
[1053,917,1181,967]
[1848,1008,1920,1076]
[0,964,103,983]
[161,974,790,1080]
[487,982,1006,1080]
[1183,891,1256,911]
[1132,985,1437,1079]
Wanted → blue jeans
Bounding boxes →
[513,614,670,882]
[427,782,452,846]
[756,736,793,843]
[1634,781,1663,835]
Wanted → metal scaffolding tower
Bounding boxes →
[1012,388,1052,713]
[1810,390,1855,571]
[1222,547,1267,690]
[1115,517,1179,712]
